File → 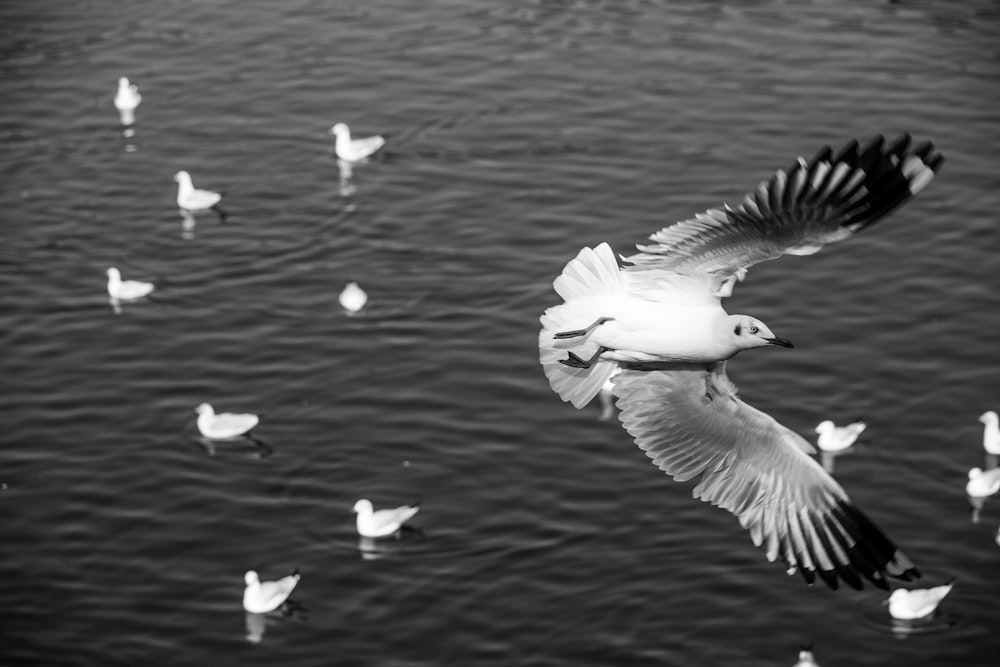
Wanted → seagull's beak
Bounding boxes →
[766,337,795,348]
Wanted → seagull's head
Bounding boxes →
[728,315,794,351]
[174,170,191,184]
[244,570,259,586]
[980,410,998,425]
[195,403,214,416]
[353,498,372,515]
[331,123,349,137]
[814,420,835,434]
[106,267,121,281]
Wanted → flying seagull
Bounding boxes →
[539,134,943,590]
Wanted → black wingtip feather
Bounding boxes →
[829,133,943,233]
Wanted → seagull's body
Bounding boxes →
[980,411,1000,455]
[243,569,300,613]
[114,77,141,111]
[339,281,368,314]
[106,267,154,301]
[539,134,943,590]
[330,123,385,162]
[887,581,954,620]
[353,498,419,538]
[815,420,867,452]
[966,467,1000,498]
[195,403,259,440]
[174,170,222,211]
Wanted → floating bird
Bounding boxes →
[106,267,154,301]
[338,280,368,315]
[792,645,820,667]
[114,77,141,111]
[815,420,866,452]
[113,76,141,133]
[980,411,1000,455]
[886,580,954,620]
[966,467,1000,498]
[174,170,224,214]
[242,569,300,613]
[539,134,942,590]
[353,499,419,538]
[195,403,259,440]
[330,123,385,162]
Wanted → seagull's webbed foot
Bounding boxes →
[559,348,607,369]
[553,317,614,339]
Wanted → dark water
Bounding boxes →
[2,0,999,665]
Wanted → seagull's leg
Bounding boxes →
[553,317,614,339]
[559,347,607,369]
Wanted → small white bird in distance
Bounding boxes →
[966,467,1000,498]
[243,569,300,613]
[114,77,141,111]
[330,123,385,162]
[339,280,368,315]
[980,411,1000,455]
[106,267,154,301]
[174,170,225,218]
[353,498,419,538]
[195,403,259,440]
[539,133,942,590]
[792,645,820,667]
[814,420,866,452]
[886,580,954,620]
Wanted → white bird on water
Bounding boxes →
[243,569,300,613]
[330,123,385,162]
[114,77,141,135]
[886,580,954,620]
[966,467,1000,498]
[174,170,223,213]
[195,403,259,440]
[979,410,1000,455]
[106,267,154,301]
[814,420,866,452]
[339,280,368,315]
[792,646,820,667]
[353,499,419,538]
[539,134,942,590]
[114,77,141,111]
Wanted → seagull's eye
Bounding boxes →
[749,324,759,334]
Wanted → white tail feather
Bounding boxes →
[539,243,624,408]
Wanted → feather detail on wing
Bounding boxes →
[613,363,920,590]
[623,134,944,298]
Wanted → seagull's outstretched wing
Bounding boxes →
[624,134,943,298]
[613,363,920,590]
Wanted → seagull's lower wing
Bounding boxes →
[613,363,920,590]
[624,134,943,298]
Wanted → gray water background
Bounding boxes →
[2,1,999,665]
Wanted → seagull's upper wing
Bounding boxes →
[613,362,920,590]
[623,134,943,299]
